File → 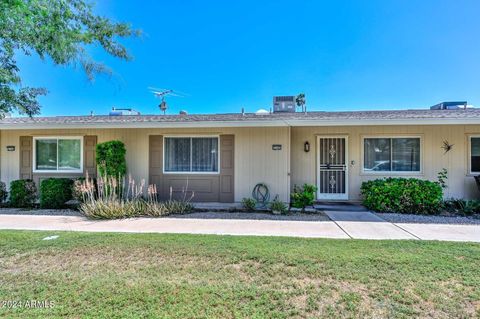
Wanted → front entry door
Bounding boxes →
[317,136,348,200]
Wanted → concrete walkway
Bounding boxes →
[0,212,479,242]
[324,210,417,240]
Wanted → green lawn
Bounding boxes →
[0,231,479,318]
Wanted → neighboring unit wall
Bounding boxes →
[291,125,480,200]
[0,126,290,202]
[17,135,97,187]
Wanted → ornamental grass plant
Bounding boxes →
[78,173,193,219]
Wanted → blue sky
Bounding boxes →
[17,0,480,116]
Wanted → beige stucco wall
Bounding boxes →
[291,125,480,200]
[0,127,291,202]
[3,124,479,203]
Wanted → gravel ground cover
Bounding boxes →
[0,208,81,216]
[374,212,480,225]
[0,208,329,221]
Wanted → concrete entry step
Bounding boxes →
[323,210,384,222]
[314,202,368,212]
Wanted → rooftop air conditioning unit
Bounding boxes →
[430,101,467,110]
[109,107,141,116]
[273,96,296,113]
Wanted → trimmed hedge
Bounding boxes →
[360,178,443,215]
[40,178,74,208]
[9,179,37,208]
[96,140,127,178]
[0,181,7,203]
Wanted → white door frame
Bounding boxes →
[316,135,349,200]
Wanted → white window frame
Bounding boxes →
[468,135,480,175]
[33,136,84,173]
[361,135,423,175]
[162,135,220,175]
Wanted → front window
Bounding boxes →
[164,137,219,173]
[470,137,480,173]
[364,137,420,172]
[34,137,82,172]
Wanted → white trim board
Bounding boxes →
[3,118,480,130]
[468,135,480,175]
[162,135,220,175]
[360,135,423,175]
[32,136,84,173]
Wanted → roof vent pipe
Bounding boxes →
[241,107,245,116]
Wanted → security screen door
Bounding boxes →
[317,136,348,200]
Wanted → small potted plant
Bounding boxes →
[270,196,287,215]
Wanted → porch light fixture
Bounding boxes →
[304,141,310,152]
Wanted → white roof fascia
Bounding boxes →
[1,118,480,130]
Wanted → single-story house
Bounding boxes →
[1,106,480,202]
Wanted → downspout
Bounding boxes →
[282,119,293,203]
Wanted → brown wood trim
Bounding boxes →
[19,136,33,180]
[84,135,97,177]
[219,134,234,202]
[21,135,97,186]
[149,135,235,202]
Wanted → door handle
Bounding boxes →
[320,164,346,170]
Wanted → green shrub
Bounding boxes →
[0,181,7,203]
[40,178,74,208]
[9,179,37,208]
[72,178,85,202]
[290,184,317,208]
[80,199,140,219]
[142,200,170,217]
[361,178,443,215]
[96,140,127,178]
[242,198,256,211]
[444,199,480,216]
[164,200,194,214]
[437,168,448,189]
[270,196,288,214]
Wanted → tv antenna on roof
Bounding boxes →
[148,87,188,114]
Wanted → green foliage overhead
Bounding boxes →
[0,0,139,117]
[361,178,443,215]
[9,179,37,208]
[295,93,306,111]
[40,178,74,208]
[96,140,127,177]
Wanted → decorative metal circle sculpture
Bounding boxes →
[252,183,270,208]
